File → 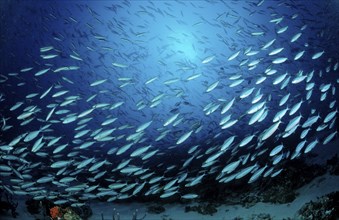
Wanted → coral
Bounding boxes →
[298,191,339,220]
[50,206,62,219]
[232,213,272,220]
[240,192,261,208]
[48,206,83,220]
[191,159,325,207]
[258,159,325,204]
[63,207,82,220]
[261,184,298,204]
[26,198,55,219]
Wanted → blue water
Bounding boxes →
[0,0,339,210]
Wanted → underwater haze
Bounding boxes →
[0,0,339,217]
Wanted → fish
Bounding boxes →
[40,46,54,53]
[46,107,56,121]
[273,72,288,85]
[163,113,180,126]
[31,136,44,152]
[323,109,337,123]
[53,144,68,154]
[312,51,324,60]
[176,130,193,145]
[249,106,266,125]
[145,76,158,84]
[235,164,257,179]
[181,194,198,199]
[24,130,41,142]
[20,67,33,72]
[285,115,302,132]
[300,128,311,139]
[220,135,235,151]
[70,54,83,61]
[239,87,255,99]
[201,55,215,64]
[290,32,302,42]
[248,165,267,183]
[52,90,69,98]
[204,151,224,165]
[160,190,178,198]
[273,107,289,123]
[164,78,179,85]
[261,121,281,141]
[112,62,128,68]
[261,39,276,50]
[78,108,95,118]
[239,134,255,147]
[272,57,287,64]
[136,120,153,132]
[185,173,205,187]
[130,145,152,157]
[88,160,106,172]
[94,128,116,141]
[277,26,288,34]
[229,79,244,87]
[206,81,219,92]
[228,51,240,61]
[304,139,319,154]
[221,98,235,114]
[279,93,290,106]
[294,50,305,60]
[252,91,263,104]
[1,1,338,206]
[247,101,266,114]
[90,79,107,87]
[221,119,238,129]
[248,59,260,67]
[289,100,303,116]
[292,74,307,84]
[269,47,284,56]
[323,131,338,145]
[302,114,320,128]
[41,54,58,59]
[10,102,24,111]
[251,31,264,36]
[35,68,50,76]
[186,73,201,81]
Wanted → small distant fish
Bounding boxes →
[176,130,193,145]
[272,57,287,64]
[90,79,107,87]
[35,68,50,76]
[228,51,240,61]
[206,81,219,92]
[112,62,128,68]
[201,55,215,64]
[312,51,325,60]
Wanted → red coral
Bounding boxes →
[50,206,62,219]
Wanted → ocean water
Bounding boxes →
[0,0,339,219]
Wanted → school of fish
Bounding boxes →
[0,0,338,206]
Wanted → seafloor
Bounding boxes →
[1,138,339,220]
